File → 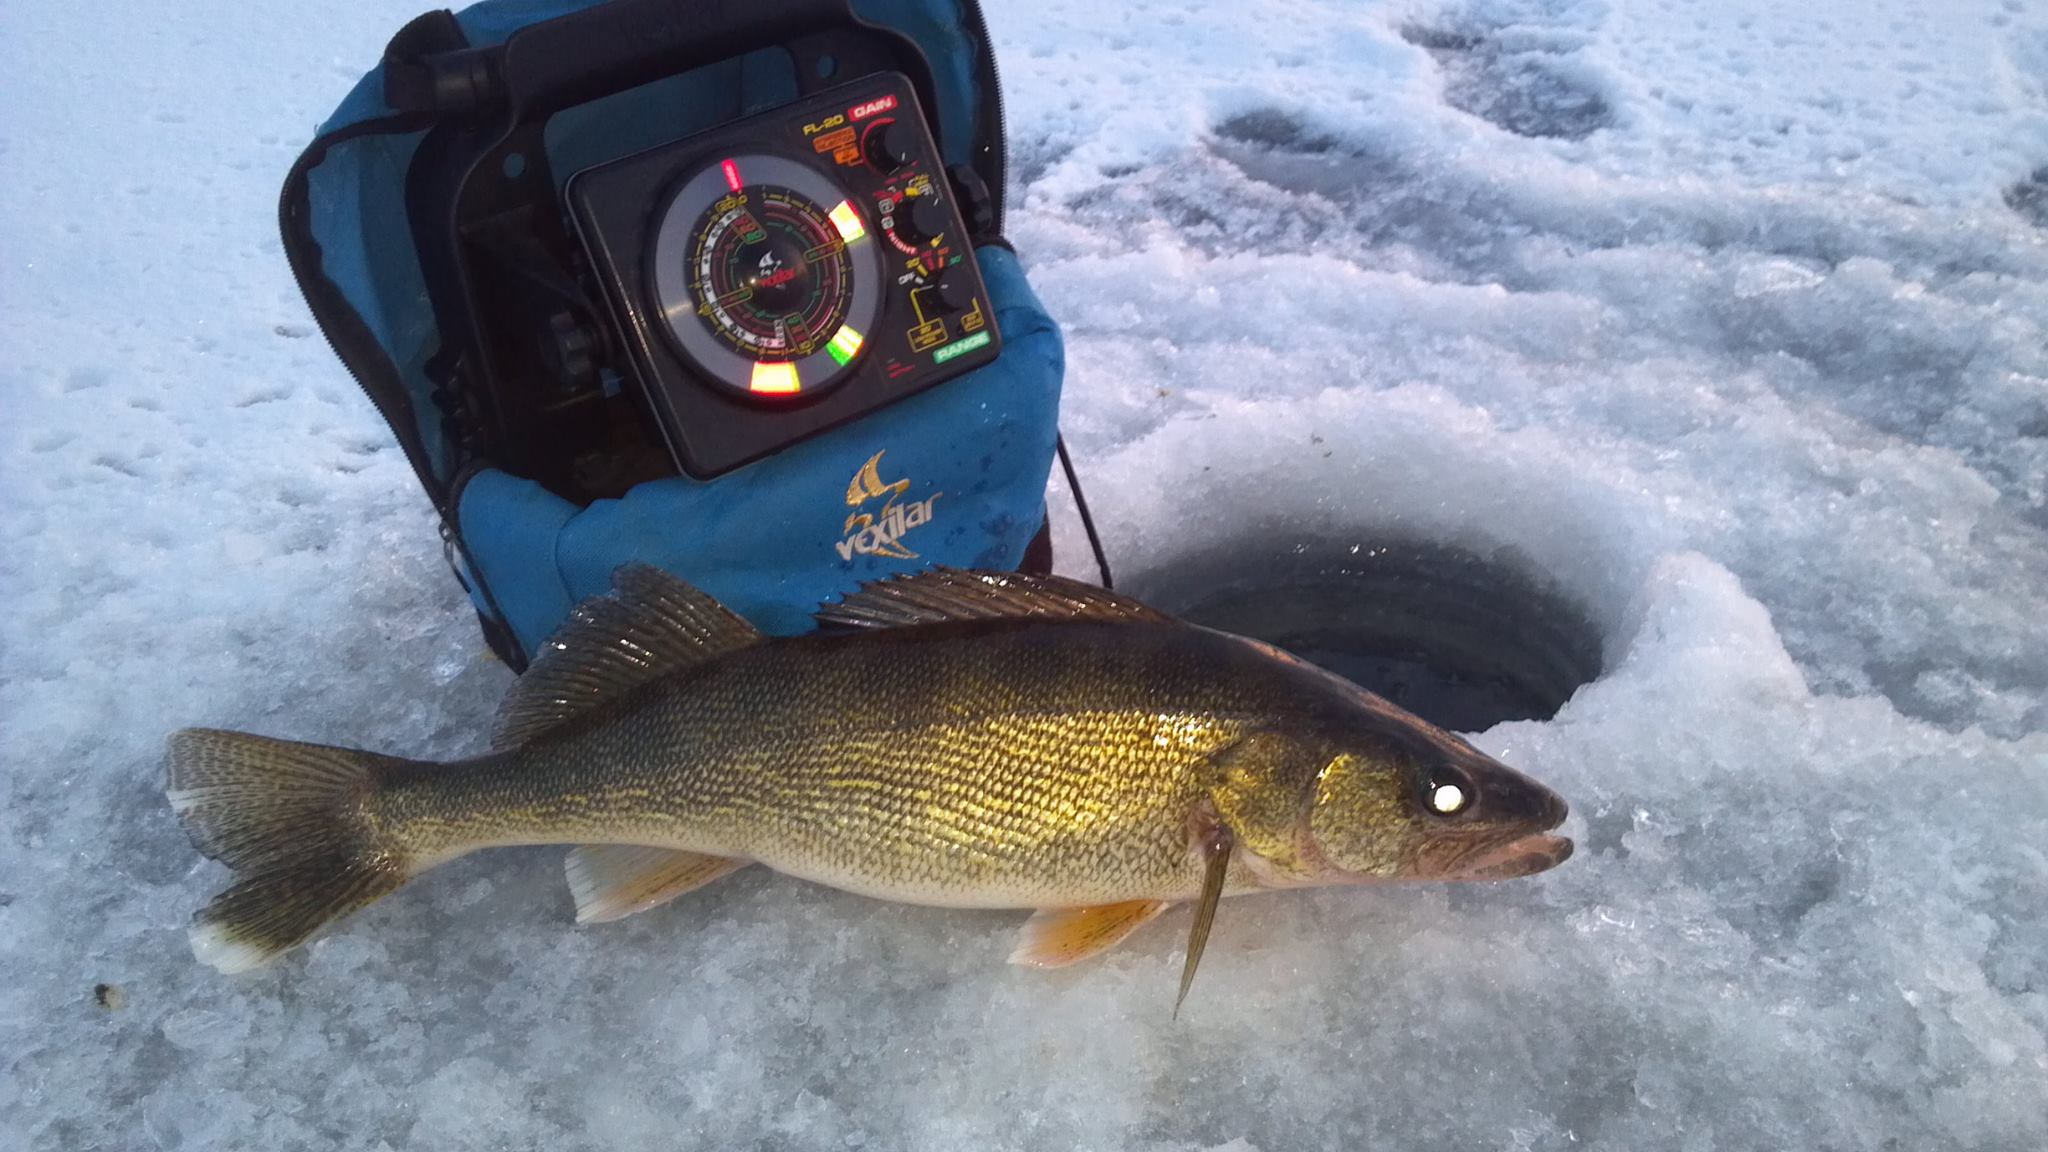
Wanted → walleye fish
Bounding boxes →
[167,566,1572,1004]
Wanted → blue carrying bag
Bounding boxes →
[280,0,1065,668]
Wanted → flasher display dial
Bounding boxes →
[651,153,882,401]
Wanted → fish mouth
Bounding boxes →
[1443,832,1574,881]
[1445,785,1572,880]
[1402,785,1573,881]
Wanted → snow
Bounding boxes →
[4,0,2047,1148]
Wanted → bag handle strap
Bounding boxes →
[384,0,901,121]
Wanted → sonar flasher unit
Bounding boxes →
[280,0,1080,669]
[567,72,999,478]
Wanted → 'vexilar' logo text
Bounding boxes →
[838,451,940,561]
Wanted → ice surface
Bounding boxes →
[4,0,2046,1149]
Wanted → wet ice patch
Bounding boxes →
[2008,164,2048,229]
[1402,4,1615,140]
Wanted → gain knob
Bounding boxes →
[864,119,918,173]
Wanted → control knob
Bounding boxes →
[897,196,950,245]
[864,119,919,173]
[934,269,976,313]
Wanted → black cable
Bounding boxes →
[1056,433,1114,590]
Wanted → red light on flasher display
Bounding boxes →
[720,158,742,192]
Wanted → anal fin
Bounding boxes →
[565,845,749,924]
[1008,900,1172,968]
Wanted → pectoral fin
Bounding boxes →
[1177,824,1235,1018]
[565,846,749,924]
[1009,901,1173,968]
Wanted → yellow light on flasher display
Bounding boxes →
[829,200,866,243]
[749,361,802,394]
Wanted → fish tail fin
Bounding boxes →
[165,728,415,974]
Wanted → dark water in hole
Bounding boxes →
[1127,539,1605,731]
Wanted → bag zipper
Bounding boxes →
[961,0,1008,235]
[276,112,451,515]
[277,114,525,658]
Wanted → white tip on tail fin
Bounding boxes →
[165,728,415,973]
[188,917,276,976]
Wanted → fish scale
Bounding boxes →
[165,567,1571,987]
[382,623,1258,906]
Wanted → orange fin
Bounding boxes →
[1008,900,1172,968]
[565,846,749,924]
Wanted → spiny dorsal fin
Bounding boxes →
[816,569,1172,630]
[565,846,749,924]
[492,565,761,750]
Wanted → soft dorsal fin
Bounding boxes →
[816,569,1172,630]
[492,565,762,750]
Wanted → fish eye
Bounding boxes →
[1427,779,1470,816]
